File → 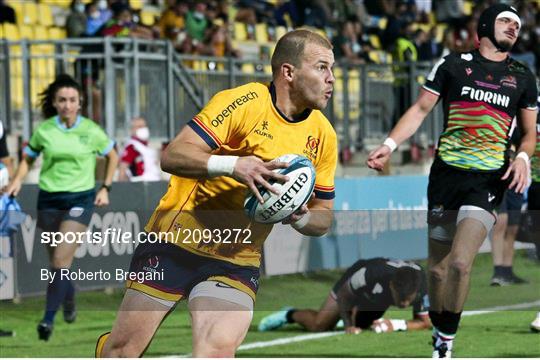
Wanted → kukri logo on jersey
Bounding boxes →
[460,86,510,107]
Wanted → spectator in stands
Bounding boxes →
[452,15,477,52]
[66,0,88,38]
[274,0,301,28]
[415,28,441,62]
[391,22,417,126]
[101,2,153,39]
[85,0,111,36]
[118,117,161,182]
[235,0,276,30]
[382,1,411,48]
[4,74,118,342]
[200,19,240,58]
[158,0,188,48]
[298,0,331,29]
[511,27,536,72]
[185,2,209,44]
[333,18,370,65]
[328,0,359,28]
[440,27,457,57]
[434,0,466,28]
[0,0,16,24]
[363,0,393,19]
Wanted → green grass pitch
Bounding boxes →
[0,251,539,357]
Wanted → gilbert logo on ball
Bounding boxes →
[244,154,316,224]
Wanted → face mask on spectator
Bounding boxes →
[75,3,85,13]
[135,127,150,141]
[98,0,107,10]
[193,11,205,20]
[90,11,100,19]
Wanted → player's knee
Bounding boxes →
[193,335,239,357]
[448,259,471,278]
[428,265,446,283]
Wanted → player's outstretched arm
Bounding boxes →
[502,107,538,193]
[371,314,431,333]
[4,156,34,196]
[161,125,288,203]
[335,281,361,334]
[367,89,439,171]
[406,313,431,331]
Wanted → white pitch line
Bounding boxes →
[461,299,540,316]
[169,300,540,357]
[237,331,343,351]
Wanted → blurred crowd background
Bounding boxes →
[1,0,538,76]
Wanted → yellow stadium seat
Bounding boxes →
[255,23,268,43]
[234,22,247,41]
[48,27,66,39]
[463,1,473,16]
[368,50,380,64]
[275,26,287,41]
[12,76,23,109]
[0,25,4,39]
[33,25,49,40]
[22,2,39,25]
[428,12,436,26]
[192,60,207,71]
[130,0,144,10]
[369,34,381,49]
[10,55,22,76]
[40,0,69,8]
[3,23,19,40]
[241,63,255,74]
[19,25,34,40]
[263,65,272,75]
[37,4,54,27]
[435,24,447,43]
[33,58,54,77]
[10,2,23,25]
[140,10,156,26]
[378,17,388,30]
[368,50,391,64]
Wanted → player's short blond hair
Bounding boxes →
[271,29,333,78]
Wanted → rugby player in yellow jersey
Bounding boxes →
[96,29,338,357]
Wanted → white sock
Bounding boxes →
[434,328,455,351]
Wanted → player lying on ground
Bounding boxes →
[259,258,431,334]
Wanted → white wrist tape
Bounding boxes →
[383,138,397,152]
[292,211,311,230]
[207,155,239,177]
[516,151,530,164]
[389,319,408,331]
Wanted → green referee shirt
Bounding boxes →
[24,116,115,193]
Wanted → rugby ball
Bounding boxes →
[244,154,316,224]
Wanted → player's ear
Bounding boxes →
[281,63,295,82]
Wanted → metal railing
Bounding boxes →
[0,37,444,151]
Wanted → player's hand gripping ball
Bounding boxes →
[244,154,315,224]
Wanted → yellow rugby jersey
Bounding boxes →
[145,82,337,267]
